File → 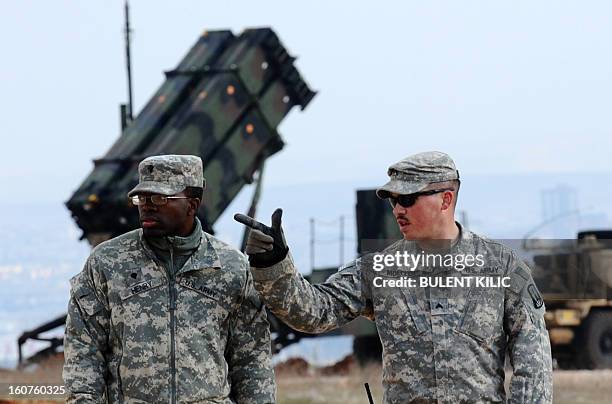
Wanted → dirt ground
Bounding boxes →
[276,363,612,404]
[1,354,612,403]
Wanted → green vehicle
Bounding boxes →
[527,231,612,369]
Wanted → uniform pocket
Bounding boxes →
[75,291,104,317]
[376,289,428,344]
[457,290,503,341]
[69,274,105,317]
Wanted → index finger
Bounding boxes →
[234,213,267,232]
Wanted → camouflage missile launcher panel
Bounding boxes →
[356,189,402,254]
[67,28,315,245]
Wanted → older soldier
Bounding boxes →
[63,155,275,403]
[235,151,553,404]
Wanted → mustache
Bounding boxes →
[140,215,160,221]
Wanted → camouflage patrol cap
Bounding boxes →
[127,155,205,197]
[376,151,459,199]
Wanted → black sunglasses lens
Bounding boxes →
[389,195,416,208]
[399,195,417,207]
[389,189,452,208]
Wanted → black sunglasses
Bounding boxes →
[388,188,453,208]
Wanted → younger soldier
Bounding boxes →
[236,151,553,404]
[64,155,275,403]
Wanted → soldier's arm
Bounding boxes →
[62,256,110,403]
[251,253,369,334]
[235,209,370,333]
[504,260,553,404]
[225,263,276,404]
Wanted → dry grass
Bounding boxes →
[0,354,64,403]
[277,363,612,404]
[1,355,612,403]
[277,363,383,404]
[552,370,612,404]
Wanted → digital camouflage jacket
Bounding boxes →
[252,230,553,404]
[63,228,275,403]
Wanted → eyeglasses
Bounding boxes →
[388,188,453,208]
[129,195,189,206]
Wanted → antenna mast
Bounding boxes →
[124,0,134,122]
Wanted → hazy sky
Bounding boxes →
[3,1,612,204]
[3,1,612,365]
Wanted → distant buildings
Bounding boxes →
[541,184,579,238]
[540,184,610,238]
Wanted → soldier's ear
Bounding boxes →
[441,191,453,211]
[188,198,201,215]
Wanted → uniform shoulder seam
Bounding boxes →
[205,232,248,270]
[91,229,140,256]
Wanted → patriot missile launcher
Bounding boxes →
[67,27,315,245]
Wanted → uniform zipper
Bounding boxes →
[168,242,177,404]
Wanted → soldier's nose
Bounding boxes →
[141,203,157,212]
[393,204,407,215]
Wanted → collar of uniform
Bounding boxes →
[452,221,477,257]
[145,217,202,254]
[138,221,221,276]
[177,232,222,276]
[392,221,474,273]
[140,231,165,268]
[402,221,466,254]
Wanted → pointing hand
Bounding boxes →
[234,209,289,268]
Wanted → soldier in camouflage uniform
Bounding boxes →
[63,155,275,403]
[235,151,553,404]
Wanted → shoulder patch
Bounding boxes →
[527,283,544,309]
[508,262,531,294]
